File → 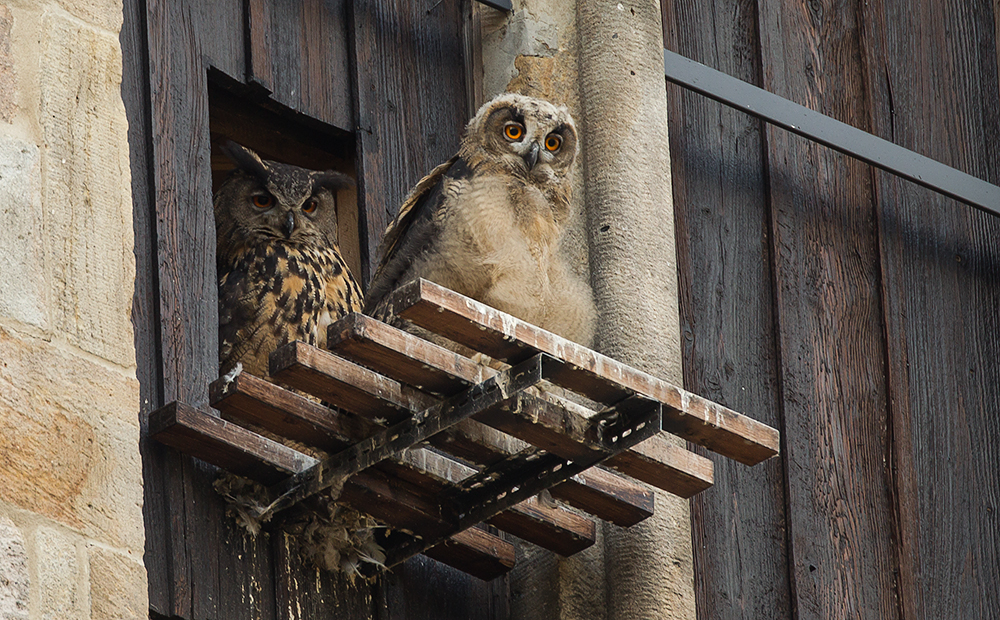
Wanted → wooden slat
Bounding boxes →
[149,401,317,484]
[150,400,514,578]
[271,341,656,526]
[393,449,595,556]
[323,315,719,493]
[210,371,375,453]
[211,370,596,555]
[604,435,713,499]
[387,279,779,465]
[423,527,515,582]
[327,313,486,394]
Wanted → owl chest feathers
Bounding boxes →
[407,171,586,335]
[218,241,360,376]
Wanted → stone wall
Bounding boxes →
[480,1,695,619]
[0,1,145,618]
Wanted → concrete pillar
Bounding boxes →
[578,1,696,618]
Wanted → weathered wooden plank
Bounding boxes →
[271,340,657,526]
[246,0,273,91]
[860,1,1000,617]
[603,435,713,499]
[350,0,468,283]
[660,0,794,614]
[149,401,316,483]
[210,371,374,453]
[754,0,899,617]
[262,0,352,131]
[144,1,229,615]
[423,527,516,582]
[327,313,487,394]
[211,369,597,556]
[387,279,779,465]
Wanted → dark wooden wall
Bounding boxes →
[664,0,1000,618]
[122,0,508,618]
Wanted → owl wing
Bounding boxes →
[363,155,469,314]
[218,260,274,376]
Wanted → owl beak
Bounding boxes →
[524,142,541,170]
[283,211,296,238]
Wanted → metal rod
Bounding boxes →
[663,48,1000,216]
[473,0,512,11]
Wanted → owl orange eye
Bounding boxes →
[544,134,562,152]
[251,194,274,209]
[503,123,524,141]
[302,198,319,214]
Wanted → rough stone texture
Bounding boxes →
[53,0,122,35]
[481,1,695,618]
[0,326,143,552]
[0,5,15,123]
[34,527,82,619]
[0,517,29,620]
[88,546,147,620]
[578,1,694,619]
[0,137,47,328]
[39,11,135,368]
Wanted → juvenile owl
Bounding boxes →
[215,141,362,378]
[364,93,597,346]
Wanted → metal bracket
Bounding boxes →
[663,48,1000,215]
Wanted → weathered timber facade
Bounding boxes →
[664,0,1000,617]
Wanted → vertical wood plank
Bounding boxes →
[265,0,353,131]
[861,1,1000,617]
[662,0,794,617]
[379,555,510,620]
[755,1,899,617]
[350,0,468,284]
[120,0,173,613]
[272,531,376,620]
[247,0,274,91]
[196,0,246,80]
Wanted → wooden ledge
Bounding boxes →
[386,279,780,466]
[147,400,515,579]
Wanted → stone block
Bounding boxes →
[34,527,81,620]
[0,517,28,620]
[51,0,123,35]
[39,12,135,368]
[88,546,146,620]
[0,137,46,328]
[0,327,143,552]
[0,5,15,122]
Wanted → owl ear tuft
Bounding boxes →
[314,171,355,190]
[220,140,270,181]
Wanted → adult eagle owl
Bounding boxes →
[364,93,597,346]
[214,141,362,378]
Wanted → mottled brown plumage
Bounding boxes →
[215,142,362,378]
[365,93,597,346]
[213,142,381,578]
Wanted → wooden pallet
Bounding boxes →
[150,279,779,580]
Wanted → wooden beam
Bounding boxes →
[424,527,515,581]
[271,341,657,525]
[149,401,515,578]
[210,371,376,453]
[261,357,546,521]
[321,315,717,495]
[149,401,315,485]
[386,279,780,465]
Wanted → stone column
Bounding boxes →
[578,1,696,618]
